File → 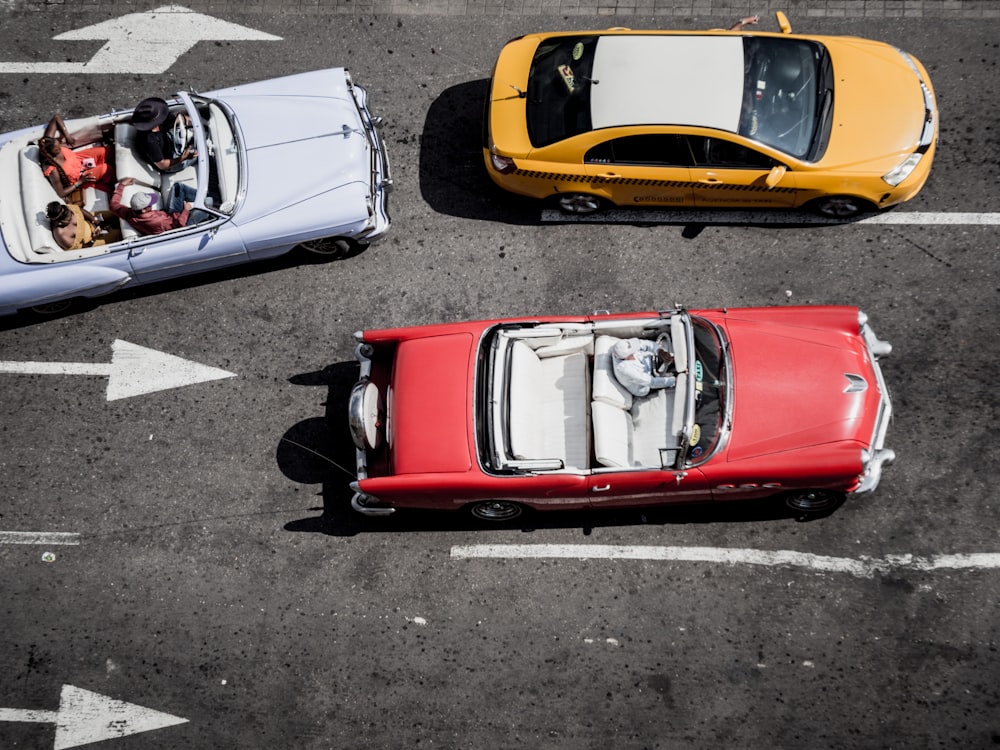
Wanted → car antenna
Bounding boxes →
[280,437,357,480]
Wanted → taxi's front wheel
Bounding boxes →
[809,195,874,219]
[552,193,604,215]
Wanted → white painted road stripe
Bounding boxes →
[540,210,1000,226]
[0,531,80,545]
[450,544,1000,579]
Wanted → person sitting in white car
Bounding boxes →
[611,338,676,398]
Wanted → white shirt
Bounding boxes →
[612,338,676,398]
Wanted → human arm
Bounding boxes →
[44,169,85,199]
[729,15,759,30]
[43,114,76,147]
[109,178,132,220]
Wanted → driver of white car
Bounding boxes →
[130,97,198,174]
[611,337,677,398]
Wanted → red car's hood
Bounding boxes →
[390,333,475,475]
[724,317,879,461]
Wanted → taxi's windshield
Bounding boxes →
[526,34,831,160]
[738,37,830,160]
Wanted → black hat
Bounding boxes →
[132,97,169,131]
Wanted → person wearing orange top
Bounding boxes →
[37,114,115,199]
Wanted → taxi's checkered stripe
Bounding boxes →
[513,168,798,195]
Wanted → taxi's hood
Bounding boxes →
[723,313,880,461]
[820,38,930,170]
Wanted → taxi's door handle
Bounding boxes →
[596,172,621,179]
[698,176,723,184]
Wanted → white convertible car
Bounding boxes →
[0,68,392,316]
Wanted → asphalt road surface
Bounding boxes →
[0,4,998,749]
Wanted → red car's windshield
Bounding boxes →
[686,316,730,466]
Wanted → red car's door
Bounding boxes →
[586,467,711,509]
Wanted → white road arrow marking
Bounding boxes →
[0,339,236,401]
[0,5,281,75]
[0,684,187,749]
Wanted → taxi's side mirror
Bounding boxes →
[775,11,792,34]
[766,165,788,189]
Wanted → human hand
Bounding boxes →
[741,15,759,26]
[120,177,135,186]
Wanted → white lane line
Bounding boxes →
[450,544,1000,579]
[0,531,81,545]
[540,210,1000,226]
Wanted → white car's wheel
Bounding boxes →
[299,237,359,258]
[29,300,73,316]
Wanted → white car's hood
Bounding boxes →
[205,69,373,230]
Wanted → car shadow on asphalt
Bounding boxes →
[418,82,888,232]
[0,246,366,331]
[419,79,541,225]
[278,361,808,538]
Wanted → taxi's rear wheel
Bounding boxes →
[553,193,604,215]
[468,500,524,522]
[810,195,873,219]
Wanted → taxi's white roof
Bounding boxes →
[590,36,745,131]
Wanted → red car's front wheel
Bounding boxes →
[468,500,524,522]
[784,489,845,516]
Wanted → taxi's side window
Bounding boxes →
[691,137,775,169]
[585,135,692,166]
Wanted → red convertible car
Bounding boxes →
[347,306,893,521]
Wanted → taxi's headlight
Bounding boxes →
[882,153,923,186]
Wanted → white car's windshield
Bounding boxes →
[184,93,240,213]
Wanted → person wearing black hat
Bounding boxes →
[131,97,198,173]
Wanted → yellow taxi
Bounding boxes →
[483,13,937,217]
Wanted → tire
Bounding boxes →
[468,500,524,522]
[29,299,73,316]
[553,193,604,215]
[809,195,873,219]
[298,237,361,259]
[783,489,845,516]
